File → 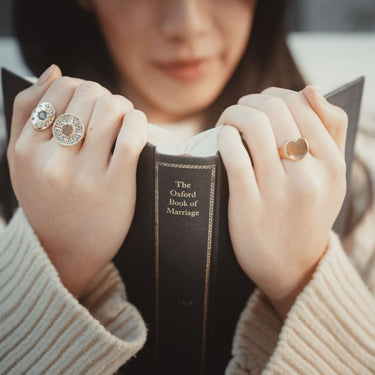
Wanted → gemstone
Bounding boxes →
[62,124,74,136]
[38,111,47,120]
[286,138,309,160]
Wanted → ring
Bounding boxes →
[31,102,56,130]
[278,137,309,161]
[52,113,85,146]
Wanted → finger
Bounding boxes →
[238,94,301,149]
[215,105,284,187]
[107,109,148,189]
[302,86,348,158]
[49,81,110,153]
[21,76,83,143]
[238,93,313,172]
[8,64,61,153]
[79,94,134,172]
[217,125,259,199]
[262,86,343,161]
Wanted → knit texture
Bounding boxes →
[0,207,147,375]
[1,111,375,374]
[226,230,375,374]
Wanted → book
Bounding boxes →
[1,68,364,374]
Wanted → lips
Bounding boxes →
[154,57,213,83]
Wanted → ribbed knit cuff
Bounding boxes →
[227,230,375,375]
[263,230,375,374]
[225,287,283,375]
[0,207,147,375]
[79,262,146,345]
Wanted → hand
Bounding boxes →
[216,86,348,319]
[7,65,148,298]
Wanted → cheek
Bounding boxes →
[91,1,147,61]
[215,1,255,64]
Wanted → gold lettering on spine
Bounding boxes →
[154,161,216,375]
[201,164,215,375]
[154,161,160,369]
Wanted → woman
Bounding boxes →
[1,0,375,374]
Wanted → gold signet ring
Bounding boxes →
[278,137,309,161]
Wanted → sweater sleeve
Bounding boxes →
[226,229,375,375]
[0,207,147,375]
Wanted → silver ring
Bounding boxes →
[31,102,56,130]
[52,113,85,146]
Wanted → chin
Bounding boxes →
[153,93,217,121]
[148,80,226,121]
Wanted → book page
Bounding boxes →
[147,123,222,157]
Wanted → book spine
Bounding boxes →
[154,151,218,374]
[205,154,256,374]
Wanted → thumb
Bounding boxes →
[9,64,62,148]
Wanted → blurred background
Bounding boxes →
[0,0,375,150]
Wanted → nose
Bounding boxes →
[159,0,211,41]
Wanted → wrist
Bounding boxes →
[267,247,328,320]
[267,266,316,320]
[46,250,103,299]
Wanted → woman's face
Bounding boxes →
[90,0,256,122]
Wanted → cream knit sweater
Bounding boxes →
[1,110,375,374]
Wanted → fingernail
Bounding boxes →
[37,64,55,86]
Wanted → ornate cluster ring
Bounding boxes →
[278,137,309,161]
[52,113,85,146]
[31,102,56,130]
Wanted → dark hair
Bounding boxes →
[13,0,305,118]
[1,0,305,221]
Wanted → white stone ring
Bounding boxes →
[52,113,85,146]
[31,102,56,130]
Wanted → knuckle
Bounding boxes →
[238,94,252,104]
[96,94,120,114]
[113,94,134,111]
[261,86,276,94]
[250,111,270,126]
[223,104,241,117]
[117,136,142,157]
[222,105,270,127]
[76,80,104,95]
[50,76,78,92]
[334,106,349,128]
[131,108,147,122]
[263,96,287,113]
[283,91,301,105]
[217,125,233,142]
[261,86,281,95]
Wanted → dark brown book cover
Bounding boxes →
[1,68,364,374]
